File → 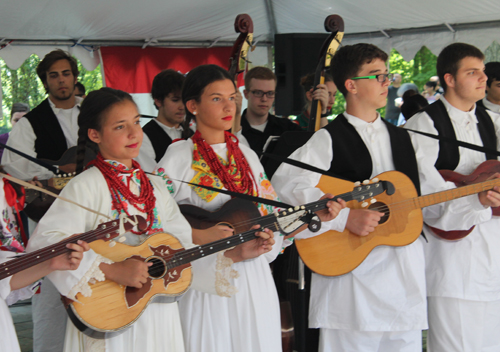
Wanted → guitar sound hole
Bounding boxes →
[146,256,167,279]
[369,202,389,224]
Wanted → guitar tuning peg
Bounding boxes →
[288,208,293,212]
[362,180,370,185]
[354,181,361,187]
[370,198,377,204]
[118,236,126,243]
[372,178,379,183]
[108,241,116,247]
[361,202,369,208]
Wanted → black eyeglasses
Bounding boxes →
[250,90,275,98]
[351,73,394,83]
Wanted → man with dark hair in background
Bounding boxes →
[477,61,500,113]
[136,69,186,172]
[2,49,82,180]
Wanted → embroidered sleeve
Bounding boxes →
[215,251,239,297]
[66,254,114,300]
[155,167,175,195]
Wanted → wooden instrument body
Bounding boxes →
[296,171,422,276]
[67,232,192,337]
[179,197,262,233]
[429,160,500,240]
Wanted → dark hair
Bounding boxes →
[425,81,437,90]
[181,64,234,137]
[151,69,185,110]
[244,66,276,90]
[37,50,79,92]
[402,89,418,101]
[437,43,484,93]
[75,82,86,96]
[75,88,135,173]
[330,43,388,96]
[10,103,30,119]
[401,94,429,120]
[485,62,500,88]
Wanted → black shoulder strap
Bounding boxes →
[142,120,173,163]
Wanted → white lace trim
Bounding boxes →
[66,254,114,300]
[215,251,239,297]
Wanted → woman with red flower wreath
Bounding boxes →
[156,65,344,352]
[27,87,273,352]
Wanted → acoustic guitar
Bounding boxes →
[66,181,390,338]
[295,169,500,277]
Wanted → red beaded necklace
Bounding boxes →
[88,154,156,234]
[191,130,256,196]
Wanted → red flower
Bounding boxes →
[199,175,214,187]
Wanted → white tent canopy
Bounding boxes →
[2,0,500,70]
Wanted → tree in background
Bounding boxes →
[0,54,102,134]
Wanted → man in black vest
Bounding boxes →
[272,43,426,352]
[240,66,302,155]
[476,61,500,114]
[136,69,186,172]
[2,49,82,181]
[406,43,500,352]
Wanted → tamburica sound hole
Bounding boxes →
[146,256,167,279]
[369,202,389,224]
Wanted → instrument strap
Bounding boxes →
[0,141,60,174]
[405,128,500,157]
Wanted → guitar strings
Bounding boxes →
[0,226,119,278]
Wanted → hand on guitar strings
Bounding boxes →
[478,173,500,208]
[224,226,274,263]
[316,193,347,222]
[100,258,153,289]
[192,225,234,245]
[10,240,90,291]
[346,209,384,237]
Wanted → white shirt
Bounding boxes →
[483,97,500,114]
[405,96,500,300]
[272,113,427,331]
[1,97,83,180]
[136,119,183,172]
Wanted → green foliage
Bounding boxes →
[0,54,102,135]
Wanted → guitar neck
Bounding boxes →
[168,222,280,269]
[0,220,123,281]
[413,178,500,210]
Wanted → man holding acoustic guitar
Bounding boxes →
[273,43,427,352]
[406,43,500,352]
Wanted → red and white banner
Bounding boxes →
[100,46,241,117]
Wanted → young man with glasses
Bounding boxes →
[405,43,500,352]
[272,43,426,351]
[241,66,302,154]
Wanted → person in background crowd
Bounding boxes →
[0,103,30,160]
[295,72,337,130]
[240,67,302,155]
[75,82,86,98]
[423,81,440,102]
[385,73,402,125]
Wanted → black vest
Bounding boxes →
[26,99,68,160]
[423,99,497,171]
[324,114,421,195]
[142,120,173,163]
